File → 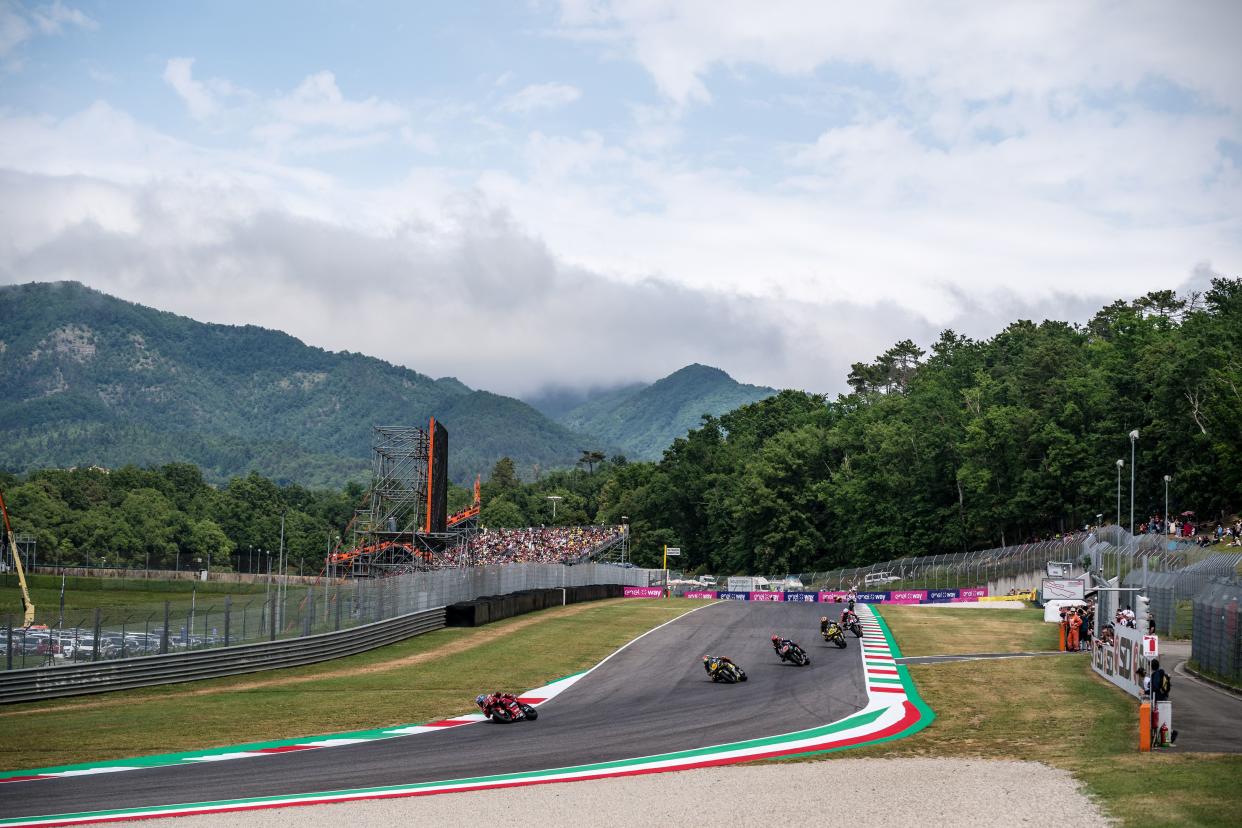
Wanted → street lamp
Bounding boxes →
[546,495,563,521]
[1163,475,1171,534]
[1129,429,1139,536]
[620,515,630,565]
[1115,459,1124,528]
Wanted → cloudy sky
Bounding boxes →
[1,1,1239,397]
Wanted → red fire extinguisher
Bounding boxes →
[1159,723,1169,746]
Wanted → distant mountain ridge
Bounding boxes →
[0,282,596,487]
[528,364,777,460]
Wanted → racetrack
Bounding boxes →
[1,601,872,823]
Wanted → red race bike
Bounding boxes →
[476,692,539,723]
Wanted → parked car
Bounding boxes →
[864,571,901,586]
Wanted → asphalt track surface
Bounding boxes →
[1,601,867,820]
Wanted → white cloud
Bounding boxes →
[1,4,1239,396]
[30,0,94,34]
[272,71,407,131]
[500,82,582,114]
[554,1,1242,110]
[163,58,220,120]
[0,0,93,58]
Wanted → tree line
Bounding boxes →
[3,278,1238,578]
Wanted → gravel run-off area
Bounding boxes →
[115,757,1110,827]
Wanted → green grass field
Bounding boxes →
[0,598,697,771]
[2,593,1237,825]
[1,573,275,622]
[853,605,1242,828]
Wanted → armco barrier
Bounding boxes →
[0,607,445,705]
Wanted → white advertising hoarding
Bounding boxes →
[1042,578,1086,601]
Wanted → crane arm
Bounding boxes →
[0,488,35,628]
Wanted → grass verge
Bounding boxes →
[1,573,282,629]
[822,605,1241,827]
[871,604,1058,656]
[0,598,698,772]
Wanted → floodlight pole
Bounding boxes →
[1115,459,1124,580]
[1129,430,1139,537]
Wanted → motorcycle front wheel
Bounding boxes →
[833,635,847,649]
[520,703,539,721]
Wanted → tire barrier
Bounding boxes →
[445,584,624,627]
[0,607,446,705]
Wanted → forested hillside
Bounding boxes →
[2,279,1238,577]
[537,364,776,460]
[479,279,1242,574]
[0,282,595,486]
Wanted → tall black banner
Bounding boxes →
[429,419,449,534]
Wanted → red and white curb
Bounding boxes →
[0,604,934,827]
[0,606,710,785]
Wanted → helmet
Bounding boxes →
[771,634,780,643]
[703,654,711,662]
[475,694,487,706]
[820,616,828,622]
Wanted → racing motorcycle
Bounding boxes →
[820,621,848,649]
[841,613,864,638]
[703,655,748,683]
[476,693,539,723]
[775,641,811,666]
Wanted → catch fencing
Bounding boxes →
[794,526,1202,596]
[1191,577,1242,686]
[2,562,660,673]
[1122,554,1242,637]
[0,608,446,704]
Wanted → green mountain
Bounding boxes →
[0,282,593,487]
[532,364,777,460]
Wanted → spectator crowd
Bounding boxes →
[1138,513,1241,548]
[451,525,624,566]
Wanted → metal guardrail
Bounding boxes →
[0,607,445,704]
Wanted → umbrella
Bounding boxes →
[1180,511,1195,517]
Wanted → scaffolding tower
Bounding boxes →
[341,421,475,576]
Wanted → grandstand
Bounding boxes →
[323,420,627,577]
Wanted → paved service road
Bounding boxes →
[1163,642,1242,754]
[1,601,866,820]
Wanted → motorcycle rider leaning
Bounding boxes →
[475,691,518,718]
[770,634,795,657]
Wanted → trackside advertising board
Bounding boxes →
[622,587,664,598]
[1093,624,1148,699]
[648,588,992,603]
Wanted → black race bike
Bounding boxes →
[776,641,811,666]
[704,656,748,683]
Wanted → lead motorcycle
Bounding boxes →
[819,620,848,649]
[703,655,748,683]
[476,692,539,723]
